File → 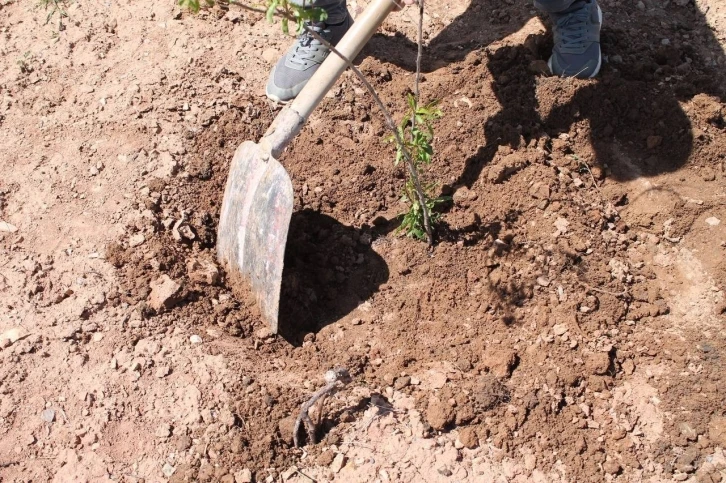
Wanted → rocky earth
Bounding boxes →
[1,0,726,482]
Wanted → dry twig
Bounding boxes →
[293,367,351,447]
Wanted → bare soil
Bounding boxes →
[1,0,726,482]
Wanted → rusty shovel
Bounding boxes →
[217,0,398,333]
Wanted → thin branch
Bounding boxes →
[293,368,351,447]
[414,0,424,101]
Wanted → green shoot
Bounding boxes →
[178,0,327,35]
[388,94,448,240]
[38,0,69,30]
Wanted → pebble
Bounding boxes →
[552,324,568,336]
[255,328,274,340]
[162,463,176,478]
[429,371,448,389]
[155,423,172,438]
[148,275,181,312]
[458,427,479,449]
[350,318,362,325]
[394,376,411,390]
[330,453,346,473]
[636,0,645,9]
[705,217,721,226]
[281,466,298,481]
[536,276,550,287]
[190,335,203,344]
[155,366,171,378]
[437,466,453,477]
[603,460,621,475]
[554,217,569,236]
[128,233,145,247]
[0,220,18,233]
[41,409,56,423]
[235,469,253,483]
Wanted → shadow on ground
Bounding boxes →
[277,210,389,344]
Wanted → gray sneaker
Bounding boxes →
[266,15,353,103]
[548,0,603,78]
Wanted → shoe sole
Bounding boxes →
[548,4,603,79]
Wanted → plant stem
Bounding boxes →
[230,0,434,245]
[410,0,432,243]
[414,0,424,102]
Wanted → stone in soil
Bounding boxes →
[457,427,479,449]
[585,353,611,375]
[481,349,517,378]
[234,469,253,483]
[708,416,726,446]
[426,397,455,430]
[148,275,181,312]
[330,453,346,473]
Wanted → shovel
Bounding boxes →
[217,0,398,334]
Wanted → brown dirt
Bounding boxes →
[1,0,726,482]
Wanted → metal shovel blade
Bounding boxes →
[217,141,293,334]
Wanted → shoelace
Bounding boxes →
[555,8,591,50]
[289,24,329,67]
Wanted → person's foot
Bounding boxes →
[266,14,353,103]
[548,0,602,78]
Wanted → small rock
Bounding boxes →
[705,217,721,227]
[679,422,698,441]
[708,416,726,446]
[330,453,346,473]
[702,168,716,182]
[611,54,624,64]
[458,427,478,449]
[234,469,253,483]
[0,220,18,233]
[636,0,645,10]
[528,60,550,75]
[394,376,411,390]
[155,366,171,378]
[552,324,568,336]
[190,335,202,344]
[585,353,611,375]
[162,463,176,478]
[148,275,181,312]
[153,152,178,179]
[646,135,663,149]
[453,186,476,204]
[41,409,56,423]
[603,460,621,475]
[481,349,517,378]
[536,276,550,287]
[128,233,145,248]
[437,466,453,477]
[187,259,221,285]
[428,371,448,389]
[350,318,362,325]
[426,397,455,430]
[0,327,29,345]
[554,217,569,236]
[281,466,298,481]
[255,328,274,340]
[156,423,172,438]
[317,450,335,467]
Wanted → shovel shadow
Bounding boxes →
[277,209,389,345]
